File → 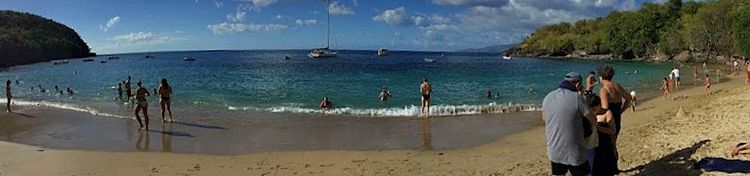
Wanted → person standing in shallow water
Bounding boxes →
[420,78,432,116]
[5,80,11,113]
[379,86,391,102]
[125,76,132,103]
[133,80,151,130]
[158,78,173,123]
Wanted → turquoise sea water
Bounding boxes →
[0,50,673,118]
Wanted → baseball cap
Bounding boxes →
[564,72,582,82]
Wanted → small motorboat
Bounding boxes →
[100,60,108,63]
[377,48,388,56]
[53,60,70,65]
[82,58,94,62]
[283,55,291,60]
[108,56,119,60]
[145,55,155,59]
[424,58,436,63]
[502,55,512,60]
[184,56,196,62]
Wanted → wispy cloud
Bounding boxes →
[226,6,247,22]
[295,19,318,26]
[99,16,121,32]
[237,0,277,8]
[207,22,288,34]
[214,1,224,8]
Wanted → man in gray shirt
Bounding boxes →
[543,72,594,176]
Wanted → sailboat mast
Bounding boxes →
[326,0,330,49]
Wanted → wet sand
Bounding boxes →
[0,75,748,175]
[0,105,541,154]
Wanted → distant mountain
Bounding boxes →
[456,44,516,53]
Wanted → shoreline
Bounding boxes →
[0,75,747,175]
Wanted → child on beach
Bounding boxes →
[630,91,637,112]
[705,74,712,96]
[661,77,671,100]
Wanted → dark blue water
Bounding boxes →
[0,50,673,118]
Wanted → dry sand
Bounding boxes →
[1,76,749,176]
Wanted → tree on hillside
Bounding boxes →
[733,3,750,58]
[0,10,92,67]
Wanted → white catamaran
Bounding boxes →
[308,0,337,58]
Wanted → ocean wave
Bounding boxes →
[0,99,132,119]
[228,103,541,117]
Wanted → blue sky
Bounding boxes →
[1,0,671,54]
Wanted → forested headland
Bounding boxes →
[0,10,93,67]
[505,0,750,63]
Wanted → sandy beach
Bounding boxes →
[0,75,749,176]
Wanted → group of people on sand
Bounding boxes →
[319,78,433,116]
[542,64,634,176]
[117,76,174,130]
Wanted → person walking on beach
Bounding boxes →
[661,77,671,100]
[158,78,173,123]
[671,67,681,87]
[379,87,391,102]
[420,78,432,116]
[746,63,750,84]
[133,80,151,130]
[319,97,333,111]
[705,74,712,96]
[5,80,11,113]
[693,65,699,85]
[542,72,593,176]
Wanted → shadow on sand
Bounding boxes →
[620,140,709,176]
[147,129,195,137]
[172,121,228,130]
[12,112,35,118]
[693,157,750,174]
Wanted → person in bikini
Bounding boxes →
[5,80,11,113]
[597,64,633,173]
[420,78,432,116]
[133,80,151,130]
[705,73,712,96]
[158,78,173,123]
[661,77,671,100]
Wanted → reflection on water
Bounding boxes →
[135,131,150,151]
[161,123,172,152]
[420,117,432,151]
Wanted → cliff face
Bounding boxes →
[503,0,750,63]
[0,10,93,67]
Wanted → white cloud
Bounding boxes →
[373,7,453,27]
[276,14,286,20]
[329,1,355,16]
[295,19,318,26]
[107,32,187,45]
[226,7,247,22]
[432,0,509,6]
[207,22,288,34]
[372,7,409,26]
[99,16,121,32]
[238,0,277,8]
